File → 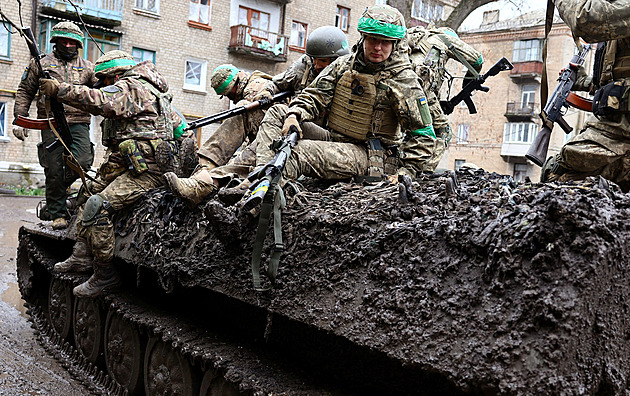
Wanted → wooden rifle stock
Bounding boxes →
[15,115,57,130]
[567,92,593,112]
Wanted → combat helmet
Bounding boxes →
[357,4,407,41]
[50,21,84,48]
[211,64,240,95]
[306,26,351,59]
[94,50,136,79]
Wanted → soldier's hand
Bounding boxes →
[40,78,60,97]
[281,114,302,137]
[253,90,273,102]
[12,127,29,141]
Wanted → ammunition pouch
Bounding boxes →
[358,139,400,182]
[82,194,112,227]
[592,81,630,117]
[119,139,148,176]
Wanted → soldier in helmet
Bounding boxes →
[164,26,351,206]
[13,21,97,230]
[39,50,184,297]
[403,26,483,174]
[541,0,630,191]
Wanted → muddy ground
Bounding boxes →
[0,194,89,396]
[113,169,630,395]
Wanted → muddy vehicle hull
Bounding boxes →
[16,170,630,395]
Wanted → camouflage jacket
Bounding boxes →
[555,0,630,43]
[233,70,272,139]
[14,50,96,124]
[262,55,318,96]
[287,38,433,144]
[57,61,182,146]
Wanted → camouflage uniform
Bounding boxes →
[256,5,434,182]
[13,22,96,222]
[404,26,483,174]
[545,0,630,191]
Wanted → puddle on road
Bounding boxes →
[1,281,28,318]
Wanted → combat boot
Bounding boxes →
[163,169,217,206]
[55,238,93,273]
[73,261,120,298]
[178,137,199,177]
[52,217,68,230]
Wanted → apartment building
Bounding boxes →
[0,0,379,185]
[442,9,593,181]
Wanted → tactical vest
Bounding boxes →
[599,38,630,86]
[327,70,398,142]
[102,79,174,147]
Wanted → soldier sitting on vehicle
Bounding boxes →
[39,50,184,298]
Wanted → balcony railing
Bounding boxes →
[510,61,543,78]
[228,25,288,62]
[41,0,123,23]
[505,102,539,118]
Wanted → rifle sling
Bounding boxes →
[251,174,286,292]
[438,37,479,79]
[540,0,554,109]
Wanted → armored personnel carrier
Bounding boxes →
[16,169,630,395]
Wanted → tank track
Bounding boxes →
[17,226,348,396]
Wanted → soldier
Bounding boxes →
[13,21,96,230]
[39,50,183,297]
[404,26,483,174]
[165,26,351,206]
[542,0,630,191]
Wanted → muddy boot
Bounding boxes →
[178,137,199,177]
[218,179,252,206]
[52,217,68,230]
[55,238,93,273]
[73,261,120,298]
[163,169,217,207]
[155,140,177,174]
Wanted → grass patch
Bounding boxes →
[0,185,45,196]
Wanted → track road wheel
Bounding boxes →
[48,278,73,340]
[73,297,103,364]
[145,337,199,396]
[199,368,240,396]
[105,309,144,394]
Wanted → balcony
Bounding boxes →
[40,0,123,26]
[509,61,543,81]
[505,102,539,120]
[228,25,288,62]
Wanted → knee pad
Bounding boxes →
[82,194,112,226]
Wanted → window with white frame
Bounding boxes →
[521,84,537,107]
[0,102,7,140]
[454,159,466,170]
[336,6,350,33]
[503,122,538,144]
[512,39,543,62]
[289,21,307,50]
[411,0,444,22]
[456,124,469,143]
[184,58,207,91]
[513,163,528,182]
[135,0,159,13]
[189,0,212,27]
[132,47,156,64]
[0,23,10,58]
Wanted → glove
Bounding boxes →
[281,114,302,137]
[12,127,29,141]
[40,78,60,97]
[253,89,273,102]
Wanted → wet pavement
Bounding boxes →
[0,194,89,395]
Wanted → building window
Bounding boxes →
[456,124,469,143]
[184,58,207,91]
[135,0,159,13]
[189,0,212,28]
[289,21,307,51]
[513,163,528,182]
[521,84,537,107]
[512,39,543,62]
[504,122,538,144]
[0,23,10,58]
[239,6,270,38]
[335,6,350,33]
[454,159,466,170]
[0,102,7,140]
[411,0,444,22]
[132,47,156,64]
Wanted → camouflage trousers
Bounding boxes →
[256,104,369,181]
[77,148,164,262]
[553,114,630,191]
[400,133,440,176]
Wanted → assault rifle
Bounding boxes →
[440,57,514,115]
[16,27,73,153]
[526,45,592,166]
[185,90,293,130]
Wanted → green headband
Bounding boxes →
[95,58,136,73]
[214,65,239,95]
[357,17,406,40]
[51,30,83,45]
